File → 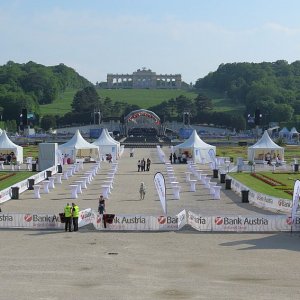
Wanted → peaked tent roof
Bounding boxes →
[174,130,215,149]
[59,130,99,150]
[93,128,119,146]
[103,129,120,145]
[290,127,299,135]
[279,127,290,134]
[0,130,22,149]
[248,130,283,149]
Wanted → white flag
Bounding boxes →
[154,172,167,214]
[291,180,300,224]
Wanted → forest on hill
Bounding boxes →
[195,60,300,125]
[0,61,91,130]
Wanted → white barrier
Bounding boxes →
[227,175,293,213]
[0,165,57,204]
[0,209,299,232]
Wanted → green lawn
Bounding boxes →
[229,171,299,200]
[97,88,198,108]
[0,172,37,190]
[39,88,197,116]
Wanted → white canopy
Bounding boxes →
[247,130,284,162]
[58,130,100,163]
[174,130,216,163]
[279,127,290,138]
[92,128,120,160]
[0,130,23,163]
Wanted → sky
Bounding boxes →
[1,0,300,84]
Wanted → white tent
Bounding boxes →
[279,127,290,138]
[173,130,216,163]
[58,130,100,163]
[92,128,120,160]
[0,130,23,163]
[247,130,284,162]
[289,127,299,141]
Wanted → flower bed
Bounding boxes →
[250,173,284,187]
[0,173,16,182]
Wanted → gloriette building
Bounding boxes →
[107,68,181,89]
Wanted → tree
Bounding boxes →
[71,86,100,113]
[40,115,57,131]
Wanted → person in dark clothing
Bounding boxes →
[169,153,173,164]
[141,158,146,172]
[173,153,177,164]
[137,160,141,172]
[98,195,105,215]
[146,158,151,171]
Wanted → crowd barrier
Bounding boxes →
[227,175,292,214]
[0,209,298,232]
[0,165,57,204]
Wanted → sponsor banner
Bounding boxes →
[177,210,187,229]
[0,213,63,229]
[211,215,298,232]
[92,212,184,231]
[79,208,95,228]
[291,180,300,223]
[154,172,167,214]
[188,211,211,231]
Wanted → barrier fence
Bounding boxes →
[0,209,299,232]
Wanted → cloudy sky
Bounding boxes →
[1,0,300,84]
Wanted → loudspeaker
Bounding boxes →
[254,108,261,125]
[22,108,28,125]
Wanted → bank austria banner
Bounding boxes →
[92,210,187,231]
[2,210,300,232]
[187,211,300,232]
[0,212,63,229]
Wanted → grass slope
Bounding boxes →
[39,87,244,116]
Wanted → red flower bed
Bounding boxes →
[260,174,285,185]
[250,173,283,187]
[0,173,16,182]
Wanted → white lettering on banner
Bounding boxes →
[188,211,211,231]
[78,208,95,228]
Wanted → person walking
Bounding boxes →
[64,203,72,232]
[141,158,146,172]
[139,182,146,200]
[72,202,79,232]
[98,195,106,215]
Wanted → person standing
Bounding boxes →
[98,195,106,215]
[137,160,141,172]
[72,202,79,232]
[146,158,151,171]
[141,158,146,172]
[139,182,146,200]
[64,203,72,232]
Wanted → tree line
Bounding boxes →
[195,60,300,125]
[41,86,245,131]
[0,61,91,131]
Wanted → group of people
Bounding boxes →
[63,202,80,232]
[265,152,282,166]
[137,158,151,172]
[64,196,106,232]
[0,152,16,164]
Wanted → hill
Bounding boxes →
[195,60,300,126]
[0,61,91,121]
[40,88,199,116]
